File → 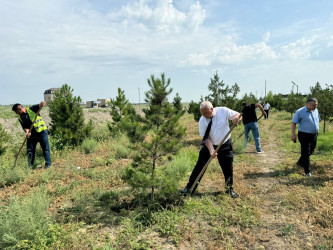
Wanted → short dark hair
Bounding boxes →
[306,97,317,103]
[242,102,247,107]
[12,103,22,111]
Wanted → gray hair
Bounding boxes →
[306,97,317,103]
[200,101,213,110]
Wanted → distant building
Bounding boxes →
[44,88,60,103]
[85,99,110,108]
[85,101,94,108]
[97,99,110,107]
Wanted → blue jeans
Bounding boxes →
[27,130,51,167]
[244,122,262,152]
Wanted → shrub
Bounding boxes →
[0,187,55,248]
[81,138,98,154]
[0,123,10,156]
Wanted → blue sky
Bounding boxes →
[1,0,333,105]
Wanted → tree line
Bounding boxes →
[188,72,333,133]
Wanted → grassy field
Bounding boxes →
[0,107,332,249]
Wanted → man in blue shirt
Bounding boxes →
[291,98,320,177]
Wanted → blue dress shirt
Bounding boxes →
[292,106,320,134]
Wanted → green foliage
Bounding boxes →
[0,165,26,188]
[48,84,93,149]
[310,82,333,133]
[0,187,55,248]
[283,91,305,116]
[264,90,274,105]
[317,131,333,152]
[81,138,98,154]
[0,123,10,156]
[272,93,286,111]
[108,88,138,135]
[173,92,184,115]
[206,71,240,110]
[122,73,186,202]
[188,98,202,122]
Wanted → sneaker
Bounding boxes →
[256,150,264,154]
[45,164,51,169]
[305,172,312,177]
[226,188,238,198]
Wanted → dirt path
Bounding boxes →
[241,118,292,249]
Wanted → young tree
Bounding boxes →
[207,71,226,107]
[284,91,305,116]
[108,88,138,135]
[48,84,93,149]
[272,94,286,111]
[123,73,186,203]
[173,92,184,115]
[310,82,333,133]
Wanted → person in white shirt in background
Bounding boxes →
[263,100,271,120]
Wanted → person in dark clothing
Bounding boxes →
[12,101,51,168]
[241,103,266,153]
[291,98,319,177]
[181,101,241,198]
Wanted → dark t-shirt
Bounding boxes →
[19,104,41,135]
[242,104,257,125]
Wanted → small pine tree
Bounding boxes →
[123,73,186,203]
[48,84,93,149]
[188,97,204,122]
[173,92,183,114]
[108,88,138,135]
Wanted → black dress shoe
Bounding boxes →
[180,187,190,195]
[226,188,238,198]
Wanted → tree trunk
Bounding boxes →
[324,118,326,134]
[151,155,156,203]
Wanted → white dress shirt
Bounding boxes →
[199,107,239,145]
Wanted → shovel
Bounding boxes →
[13,106,43,168]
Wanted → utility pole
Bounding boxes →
[138,87,141,107]
[265,80,266,100]
[292,81,298,94]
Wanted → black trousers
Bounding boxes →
[297,131,317,174]
[264,109,269,119]
[186,139,234,193]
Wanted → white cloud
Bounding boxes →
[280,37,314,59]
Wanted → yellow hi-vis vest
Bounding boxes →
[19,108,47,133]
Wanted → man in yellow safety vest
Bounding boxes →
[12,101,51,168]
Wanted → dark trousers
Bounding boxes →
[27,130,51,167]
[186,139,234,193]
[297,131,317,174]
[264,109,269,119]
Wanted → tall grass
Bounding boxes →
[0,187,56,248]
